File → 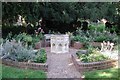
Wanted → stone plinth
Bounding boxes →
[51,34,69,53]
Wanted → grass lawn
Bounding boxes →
[84,68,119,80]
[0,64,47,78]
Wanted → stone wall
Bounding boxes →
[1,59,48,72]
[71,54,118,72]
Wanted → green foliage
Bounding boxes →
[76,48,109,63]
[14,33,32,42]
[32,32,44,47]
[37,32,44,40]
[2,2,117,25]
[73,28,118,49]
[73,29,118,43]
[93,31,118,43]
[94,35,108,42]
[23,35,32,43]
[32,35,40,47]
[89,23,105,32]
[14,32,44,47]
[73,35,87,43]
[14,33,33,47]
[34,49,47,63]
[2,2,120,34]
[3,32,44,48]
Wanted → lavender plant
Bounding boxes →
[1,40,36,62]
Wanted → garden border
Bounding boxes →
[71,54,118,72]
[1,59,48,72]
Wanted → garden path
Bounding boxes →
[45,47,81,79]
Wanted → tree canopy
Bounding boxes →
[2,2,120,35]
[2,2,119,25]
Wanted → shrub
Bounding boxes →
[15,33,43,48]
[89,23,105,32]
[14,33,32,43]
[32,33,44,47]
[94,35,108,42]
[33,49,47,63]
[1,40,36,62]
[73,35,87,43]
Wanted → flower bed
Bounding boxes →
[1,59,48,72]
[71,29,118,49]
[71,54,117,72]
[0,40,48,71]
[76,49,111,63]
[1,40,47,63]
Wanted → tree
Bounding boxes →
[2,2,119,34]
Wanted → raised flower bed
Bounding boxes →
[72,29,118,48]
[1,40,48,72]
[71,49,118,72]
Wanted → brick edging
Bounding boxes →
[1,59,48,72]
[71,54,118,72]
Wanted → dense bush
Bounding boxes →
[76,48,110,63]
[31,32,44,47]
[1,40,35,62]
[92,31,118,43]
[15,33,32,41]
[72,35,88,43]
[89,23,105,32]
[34,49,47,63]
[11,32,44,47]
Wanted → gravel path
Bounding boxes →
[45,47,81,78]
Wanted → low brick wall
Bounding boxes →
[71,54,118,72]
[71,41,84,49]
[1,59,48,72]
